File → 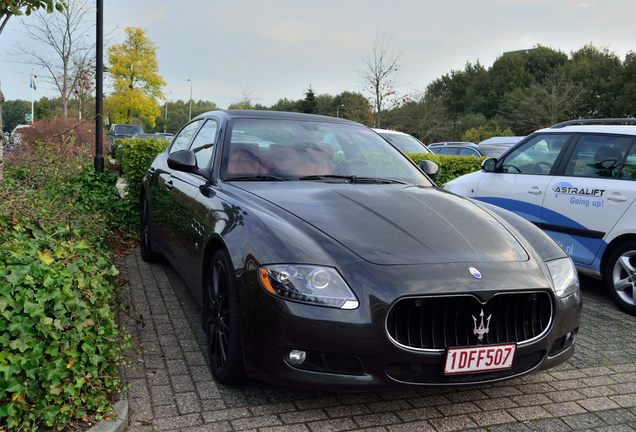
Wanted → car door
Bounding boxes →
[540,133,636,265]
[156,119,203,265]
[473,133,571,224]
[170,119,220,279]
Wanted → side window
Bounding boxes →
[619,143,636,180]
[458,147,479,156]
[564,135,633,179]
[189,120,218,169]
[501,134,570,174]
[439,147,458,155]
[170,120,202,154]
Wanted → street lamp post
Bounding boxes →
[336,104,345,118]
[94,0,104,172]
[163,91,172,133]
[187,78,193,121]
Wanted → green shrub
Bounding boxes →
[407,153,486,185]
[0,221,127,429]
[118,137,168,204]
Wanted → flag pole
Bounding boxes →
[30,69,34,124]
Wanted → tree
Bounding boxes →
[105,27,164,127]
[18,0,94,119]
[0,0,64,36]
[501,78,585,134]
[333,91,372,125]
[301,86,317,114]
[360,31,401,128]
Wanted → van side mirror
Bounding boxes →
[481,158,497,172]
[419,160,440,181]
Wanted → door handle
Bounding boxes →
[165,180,174,190]
[607,193,626,203]
[528,186,542,195]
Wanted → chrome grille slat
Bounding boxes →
[386,292,553,352]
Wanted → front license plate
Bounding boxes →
[444,343,516,375]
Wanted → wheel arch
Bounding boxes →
[601,233,636,276]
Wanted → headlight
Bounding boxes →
[546,258,579,297]
[259,265,359,310]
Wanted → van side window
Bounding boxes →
[501,134,569,175]
[564,135,633,179]
[620,144,636,180]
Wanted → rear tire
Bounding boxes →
[203,251,246,384]
[140,196,161,262]
[604,240,636,316]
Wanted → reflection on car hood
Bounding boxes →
[237,183,529,265]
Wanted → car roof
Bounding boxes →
[536,125,636,136]
[479,136,525,145]
[429,142,478,147]
[372,128,409,136]
[195,110,360,125]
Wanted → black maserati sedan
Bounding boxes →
[141,110,581,390]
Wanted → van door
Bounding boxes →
[541,134,636,265]
[474,134,571,225]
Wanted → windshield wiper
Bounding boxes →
[299,175,409,184]
[226,175,289,181]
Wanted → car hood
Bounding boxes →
[235,183,529,265]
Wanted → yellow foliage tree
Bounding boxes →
[105,27,164,127]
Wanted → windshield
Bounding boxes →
[380,133,430,154]
[114,125,143,135]
[223,118,431,186]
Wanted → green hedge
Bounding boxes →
[407,153,486,185]
[1,165,132,429]
[118,137,168,204]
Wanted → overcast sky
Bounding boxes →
[1,0,636,110]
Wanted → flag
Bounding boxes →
[29,73,37,91]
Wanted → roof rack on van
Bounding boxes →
[551,118,636,128]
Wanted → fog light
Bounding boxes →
[288,350,306,365]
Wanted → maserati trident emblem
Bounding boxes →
[469,267,482,279]
[472,309,492,342]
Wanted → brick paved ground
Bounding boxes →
[120,249,636,432]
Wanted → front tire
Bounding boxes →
[204,251,246,384]
[604,240,636,316]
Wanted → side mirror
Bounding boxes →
[419,160,440,181]
[168,149,198,172]
[481,158,497,172]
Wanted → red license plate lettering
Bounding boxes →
[444,343,516,375]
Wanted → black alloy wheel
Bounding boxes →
[140,196,160,262]
[205,251,245,384]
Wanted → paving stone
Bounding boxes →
[308,417,358,432]
[153,413,203,430]
[612,394,636,408]
[437,402,481,416]
[511,393,552,406]
[354,413,401,428]
[367,399,413,413]
[230,414,282,430]
[469,410,515,427]
[395,407,441,422]
[279,408,327,424]
[171,373,195,393]
[475,397,518,410]
[579,396,622,412]
[260,425,311,432]
[325,403,371,418]
[196,381,221,399]
[595,408,636,425]
[387,420,434,431]
[507,406,552,421]
[150,384,174,406]
[523,418,573,431]
[184,421,233,432]
[562,413,607,429]
[177,391,203,414]
[429,414,478,432]
[202,407,251,423]
[546,390,585,403]
[249,402,296,416]
[593,425,635,432]
[544,401,587,416]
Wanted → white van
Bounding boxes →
[444,119,636,315]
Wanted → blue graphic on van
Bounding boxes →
[475,196,606,270]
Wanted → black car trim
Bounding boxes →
[384,291,554,353]
[535,222,606,239]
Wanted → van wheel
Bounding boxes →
[604,240,636,316]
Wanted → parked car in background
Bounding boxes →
[444,119,636,315]
[429,142,481,156]
[479,136,526,158]
[373,128,431,154]
[141,110,580,389]
[108,123,144,157]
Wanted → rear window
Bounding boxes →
[114,125,143,135]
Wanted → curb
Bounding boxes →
[86,398,128,432]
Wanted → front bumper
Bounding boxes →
[238,261,582,391]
